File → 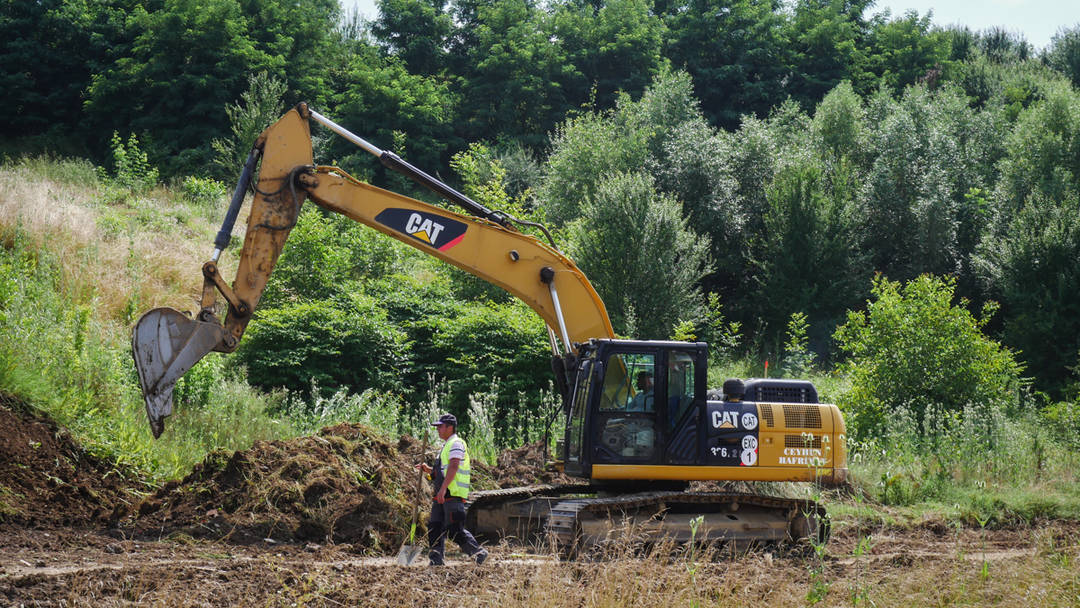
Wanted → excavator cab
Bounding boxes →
[563,340,708,480]
[560,339,846,487]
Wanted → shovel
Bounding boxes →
[396,431,429,565]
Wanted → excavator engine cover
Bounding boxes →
[132,308,224,437]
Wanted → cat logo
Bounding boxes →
[712,410,739,429]
[406,213,444,244]
[375,208,467,251]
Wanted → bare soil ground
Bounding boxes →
[2,398,1078,607]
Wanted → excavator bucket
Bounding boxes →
[132,308,225,438]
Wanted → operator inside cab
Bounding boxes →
[627,371,654,412]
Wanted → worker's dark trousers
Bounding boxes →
[427,499,482,565]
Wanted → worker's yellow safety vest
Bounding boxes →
[439,434,471,499]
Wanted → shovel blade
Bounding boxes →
[396,544,424,566]
[131,307,224,438]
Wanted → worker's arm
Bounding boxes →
[435,458,460,504]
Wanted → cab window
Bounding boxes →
[666,351,696,425]
[597,352,656,412]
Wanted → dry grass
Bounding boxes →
[7,522,1078,607]
[0,161,243,322]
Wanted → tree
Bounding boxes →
[0,0,134,149]
[749,157,866,350]
[236,0,341,106]
[977,26,1032,64]
[372,0,454,75]
[328,49,459,183]
[785,0,873,110]
[857,85,1005,287]
[975,194,1080,398]
[812,80,867,161]
[85,0,277,174]
[1046,25,1080,88]
[539,68,706,227]
[453,0,580,147]
[539,104,646,227]
[858,10,952,94]
[85,0,340,175]
[551,0,666,109]
[568,171,710,339]
[664,0,792,128]
[994,82,1080,218]
[834,275,1024,439]
[211,71,287,180]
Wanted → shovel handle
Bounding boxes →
[408,432,428,543]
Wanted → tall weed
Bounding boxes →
[848,399,1079,520]
[282,379,404,437]
[467,379,500,465]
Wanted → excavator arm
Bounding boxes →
[133,104,613,437]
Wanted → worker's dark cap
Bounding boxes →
[431,414,457,427]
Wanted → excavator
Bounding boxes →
[132,104,847,554]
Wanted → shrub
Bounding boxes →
[1041,397,1080,451]
[236,293,409,398]
[834,274,1024,440]
[421,300,551,413]
[181,176,227,209]
[261,207,403,308]
[781,311,815,378]
[100,131,158,192]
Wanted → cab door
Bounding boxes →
[562,357,593,477]
[662,347,706,465]
[589,350,660,465]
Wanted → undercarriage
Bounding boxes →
[467,483,828,557]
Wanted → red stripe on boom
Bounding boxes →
[438,233,465,251]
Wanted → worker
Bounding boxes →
[415,413,489,566]
[627,371,654,411]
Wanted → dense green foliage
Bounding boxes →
[569,171,710,338]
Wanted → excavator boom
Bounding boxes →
[132,104,613,436]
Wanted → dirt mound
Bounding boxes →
[132,423,425,552]
[484,440,574,488]
[0,394,566,552]
[0,394,142,528]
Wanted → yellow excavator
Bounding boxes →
[132,104,847,553]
